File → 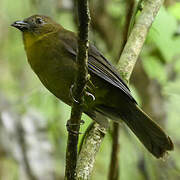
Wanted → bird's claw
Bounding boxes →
[85,91,95,101]
[70,84,95,103]
[70,84,79,103]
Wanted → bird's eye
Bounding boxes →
[35,17,43,24]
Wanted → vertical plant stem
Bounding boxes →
[65,0,90,179]
[76,123,106,180]
[117,0,165,81]
[108,122,120,180]
[116,0,135,62]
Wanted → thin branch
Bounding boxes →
[76,123,107,179]
[108,122,120,180]
[75,0,164,179]
[116,0,135,62]
[65,0,90,179]
[117,0,165,82]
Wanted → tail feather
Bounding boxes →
[122,104,173,158]
[97,103,173,158]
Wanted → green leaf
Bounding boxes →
[142,56,167,85]
[169,2,180,20]
[148,7,180,62]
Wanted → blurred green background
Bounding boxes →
[0,0,180,179]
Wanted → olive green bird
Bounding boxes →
[11,15,173,158]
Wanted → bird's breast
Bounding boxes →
[25,39,77,105]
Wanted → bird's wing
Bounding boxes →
[88,45,136,103]
[60,34,136,103]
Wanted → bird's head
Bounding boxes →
[11,14,60,35]
[11,15,61,48]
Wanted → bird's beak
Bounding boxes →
[11,21,29,31]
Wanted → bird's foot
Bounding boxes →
[85,91,95,101]
[70,84,79,103]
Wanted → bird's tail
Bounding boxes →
[121,104,173,158]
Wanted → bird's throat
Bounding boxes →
[23,31,56,50]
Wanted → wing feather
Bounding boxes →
[59,33,136,103]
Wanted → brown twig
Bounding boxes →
[65,0,90,179]
[108,122,120,180]
[116,0,135,62]
[117,0,165,82]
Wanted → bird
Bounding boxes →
[11,14,173,158]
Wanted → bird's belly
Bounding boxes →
[38,70,74,105]
[30,59,76,106]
